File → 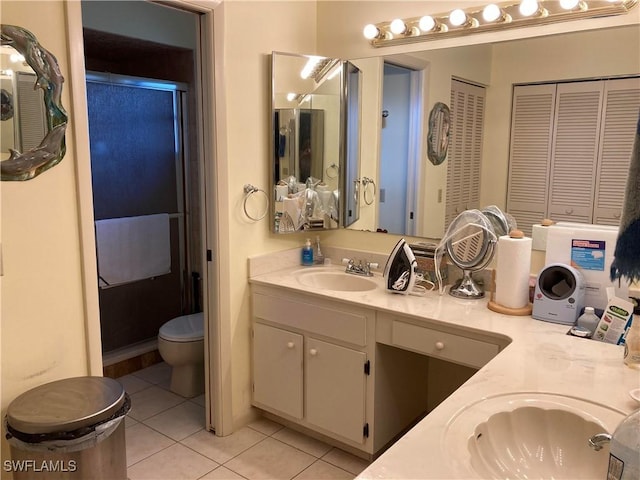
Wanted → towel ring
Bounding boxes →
[362,177,376,206]
[243,184,269,221]
[325,163,339,179]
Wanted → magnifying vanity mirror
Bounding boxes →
[1,25,67,181]
[271,24,639,239]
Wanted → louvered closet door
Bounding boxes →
[507,84,556,237]
[547,81,604,223]
[445,80,485,228]
[594,77,640,225]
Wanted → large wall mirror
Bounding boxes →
[1,25,67,181]
[271,24,639,239]
[271,52,363,233]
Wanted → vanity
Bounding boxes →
[249,247,640,478]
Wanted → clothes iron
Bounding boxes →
[383,239,426,295]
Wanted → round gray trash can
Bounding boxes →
[4,376,130,480]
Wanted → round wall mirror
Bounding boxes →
[427,102,450,166]
[1,25,67,181]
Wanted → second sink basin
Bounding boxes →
[295,270,378,292]
[469,406,610,479]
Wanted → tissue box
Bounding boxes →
[592,296,634,345]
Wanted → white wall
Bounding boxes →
[1,1,92,474]
[214,0,318,428]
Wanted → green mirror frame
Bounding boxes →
[1,25,67,181]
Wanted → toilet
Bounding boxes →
[158,311,205,398]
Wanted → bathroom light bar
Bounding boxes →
[363,0,638,47]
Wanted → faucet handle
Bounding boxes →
[342,258,353,266]
[368,262,379,270]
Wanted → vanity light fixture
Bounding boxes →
[363,0,638,47]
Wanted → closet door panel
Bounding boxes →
[594,77,640,225]
[547,81,603,223]
[507,84,556,236]
[446,80,486,228]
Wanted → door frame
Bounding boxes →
[64,0,230,435]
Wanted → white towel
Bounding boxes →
[95,214,171,287]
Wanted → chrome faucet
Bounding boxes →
[588,433,612,451]
[342,258,378,277]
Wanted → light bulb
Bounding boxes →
[519,0,539,16]
[390,18,406,35]
[449,9,467,26]
[482,4,501,22]
[560,0,580,8]
[286,93,296,102]
[418,15,436,32]
[363,24,380,40]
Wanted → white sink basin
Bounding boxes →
[469,406,609,479]
[295,270,377,292]
[442,393,625,479]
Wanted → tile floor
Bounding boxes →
[118,362,371,480]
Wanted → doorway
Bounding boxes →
[379,63,421,236]
[80,0,214,429]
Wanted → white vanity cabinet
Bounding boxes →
[251,286,373,448]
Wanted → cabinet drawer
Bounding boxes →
[391,321,499,369]
[253,292,367,346]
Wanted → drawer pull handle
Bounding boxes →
[309,348,318,356]
[287,342,295,349]
[435,341,445,351]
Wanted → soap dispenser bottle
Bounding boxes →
[301,238,314,266]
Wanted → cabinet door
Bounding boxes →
[305,337,367,444]
[252,323,303,419]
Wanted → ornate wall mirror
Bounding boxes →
[427,102,450,166]
[271,52,344,233]
[1,25,67,181]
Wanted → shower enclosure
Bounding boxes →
[86,72,201,356]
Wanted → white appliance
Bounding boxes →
[545,223,627,310]
[533,263,586,325]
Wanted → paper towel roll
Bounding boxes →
[495,233,532,309]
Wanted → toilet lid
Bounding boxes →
[159,312,204,342]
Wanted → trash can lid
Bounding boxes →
[6,376,126,435]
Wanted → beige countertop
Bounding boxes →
[248,249,640,479]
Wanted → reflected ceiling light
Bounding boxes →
[300,56,321,79]
[363,0,638,47]
[483,3,512,22]
[286,93,296,102]
[9,53,25,63]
